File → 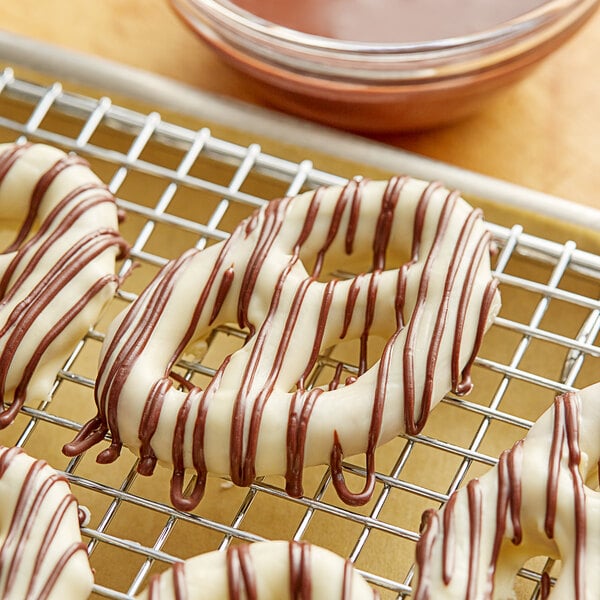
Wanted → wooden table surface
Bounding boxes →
[1,0,600,210]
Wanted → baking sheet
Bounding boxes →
[0,55,598,599]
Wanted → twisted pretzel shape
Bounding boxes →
[136,541,378,599]
[0,446,93,599]
[0,143,127,428]
[64,177,499,510]
[415,383,600,599]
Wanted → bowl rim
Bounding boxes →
[173,0,593,54]
[172,0,599,82]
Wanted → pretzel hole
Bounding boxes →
[297,243,409,285]
[516,557,558,597]
[181,339,209,364]
[172,274,391,395]
[174,326,249,389]
[329,335,387,368]
[280,334,387,394]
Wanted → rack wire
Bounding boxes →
[0,65,599,599]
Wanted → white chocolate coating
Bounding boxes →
[136,540,378,599]
[65,177,500,510]
[0,445,93,600]
[415,383,600,599]
[0,143,126,428]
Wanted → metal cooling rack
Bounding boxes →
[0,66,599,599]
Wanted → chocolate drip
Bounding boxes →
[227,545,258,600]
[340,276,362,339]
[465,481,483,600]
[288,541,312,599]
[455,279,499,396]
[312,186,346,277]
[328,362,345,390]
[147,575,160,599]
[238,196,293,333]
[331,273,386,505]
[298,280,336,388]
[342,560,353,599]
[506,441,523,545]
[173,405,201,507]
[344,178,364,255]
[138,378,171,476]
[484,442,524,596]
[541,571,552,599]
[414,510,438,600]
[286,387,324,497]
[358,270,381,377]
[187,359,230,506]
[169,388,197,509]
[372,176,405,271]
[442,493,457,585]
[171,562,187,600]
[558,394,586,599]
[210,266,235,325]
[420,191,471,404]
[403,184,454,435]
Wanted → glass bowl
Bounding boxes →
[171,0,599,132]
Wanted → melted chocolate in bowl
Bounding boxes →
[231,0,549,43]
[172,0,599,131]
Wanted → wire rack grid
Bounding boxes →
[0,65,599,599]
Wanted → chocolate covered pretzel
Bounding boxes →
[137,540,378,599]
[0,446,93,599]
[0,143,126,428]
[415,383,600,599]
[65,177,499,510]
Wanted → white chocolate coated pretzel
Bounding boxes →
[0,446,93,599]
[0,143,127,428]
[65,177,500,510]
[415,383,600,599]
[136,541,378,599]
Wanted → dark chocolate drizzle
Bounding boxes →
[415,391,591,599]
[465,480,483,600]
[0,145,128,428]
[65,176,497,511]
[288,541,311,599]
[227,544,258,600]
[147,562,186,600]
